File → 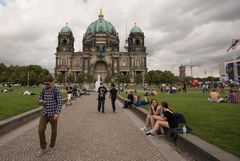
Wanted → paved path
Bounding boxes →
[0,93,189,161]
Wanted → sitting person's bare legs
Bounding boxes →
[148,120,170,135]
[141,115,151,131]
[149,115,156,129]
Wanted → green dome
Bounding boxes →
[130,24,142,33]
[60,25,72,33]
[84,11,118,37]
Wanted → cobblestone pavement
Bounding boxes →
[0,93,169,161]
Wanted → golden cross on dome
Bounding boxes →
[99,8,104,18]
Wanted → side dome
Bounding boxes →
[130,23,142,33]
[60,24,72,33]
[84,10,118,37]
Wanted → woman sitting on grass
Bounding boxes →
[146,101,178,136]
[225,89,239,103]
[141,99,161,131]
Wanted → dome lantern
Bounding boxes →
[99,8,104,20]
[130,23,142,33]
[60,23,72,33]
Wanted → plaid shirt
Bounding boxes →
[39,86,62,116]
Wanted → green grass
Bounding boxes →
[0,87,67,121]
[120,90,240,157]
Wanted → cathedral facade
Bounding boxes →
[55,10,148,82]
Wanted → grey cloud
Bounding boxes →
[0,0,240,77]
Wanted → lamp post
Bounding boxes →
[27,72,30,87]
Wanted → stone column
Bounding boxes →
[129,57,132,76]
[117,58,120,74]
[112,58,114,75]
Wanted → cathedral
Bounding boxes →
[55,10,148,82]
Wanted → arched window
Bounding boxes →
[136,39,140,45]
[75,60,80,67]
[62,39,67,45]
[136,59,140,67]
[122,59,127,66]
[62,59,67,66]
[114,59,117,67]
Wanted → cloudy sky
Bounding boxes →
[0,0,240,77]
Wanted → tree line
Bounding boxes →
[0,62,218,85]
[0,63,50,86]
[55,70,218,84]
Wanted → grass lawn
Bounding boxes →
[120,90,240,157]
[0,87,67,121]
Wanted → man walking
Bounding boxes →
[97,82,107,113]
[109,83,118,112]
[37,76,62,157]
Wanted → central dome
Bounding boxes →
[84,9,118,37]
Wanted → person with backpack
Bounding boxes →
[109,83,118,113]
[37,76,62,157]
[97,82,107,113]
[146,101,178,136]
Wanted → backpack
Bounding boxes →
[99,87,107,99]
[41,86,58,100]
[167,128,183,142]
[184,124,192,133]
[174,112,186,124]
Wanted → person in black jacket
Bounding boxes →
[123,90,134,108]
[109,83,118,112]
[97,82,108,113]
[146,101,178,136]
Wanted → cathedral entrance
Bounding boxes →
[93,61,109,81]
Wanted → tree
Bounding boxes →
[116,74,130,83]
[38,72,46,84]
[160,71,175,84]
[104,75,111,83]
[0,71,9,82]
[29,71,38,85]
[135,74,142,84]
[85,73,94,83]
[76,72,85,84]
[0,63,51,85]
[56,73,65,83]
[145,70,161,84]
[19,72,27,85]
[0,63,7,75]
[8,72,18,83]
[67,73,74,82]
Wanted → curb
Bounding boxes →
[0,107,42,136]
[0,98,67,136]
[117,96,240,161]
